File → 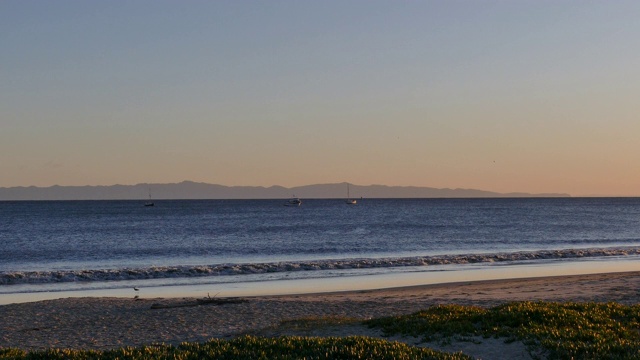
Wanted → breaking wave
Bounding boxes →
[2,247,640,285]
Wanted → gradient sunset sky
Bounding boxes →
[2,1,639,196]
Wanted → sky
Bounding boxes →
[2,1,639,196]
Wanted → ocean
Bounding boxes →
[1,198,640,303]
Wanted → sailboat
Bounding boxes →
[345,183,357,205]
[284,195,302,206]
[144,188,154,207]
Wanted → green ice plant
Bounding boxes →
[0,336,471,360]
[366,301,640,359]
[4,301,640,360]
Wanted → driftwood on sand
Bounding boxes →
[151,295,248,309]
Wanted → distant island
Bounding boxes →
[0,181,569,200]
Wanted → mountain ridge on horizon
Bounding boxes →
[0,181,570,200]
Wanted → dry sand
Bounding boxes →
[2,271,640,359]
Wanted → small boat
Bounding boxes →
[345,183,357,205]
[144,188,154,207]
[284,196,302,206]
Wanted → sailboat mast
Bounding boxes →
[345,183,357,205]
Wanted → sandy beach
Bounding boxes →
[2,271,640,359]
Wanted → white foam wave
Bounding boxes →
[2,247,639,285]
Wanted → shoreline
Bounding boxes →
[2,255,637,305]
[2,271,640,354]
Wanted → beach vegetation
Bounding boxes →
[4,301,640,359]
[366,301,640,359]
[0,335,471,360]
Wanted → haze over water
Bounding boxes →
[2,2,640,197]
[2,2,640,304]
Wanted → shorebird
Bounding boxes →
[134,287,139,291]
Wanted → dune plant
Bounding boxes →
[366,301,640,359]
[5,301,640,359]
[0,336,471,360]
